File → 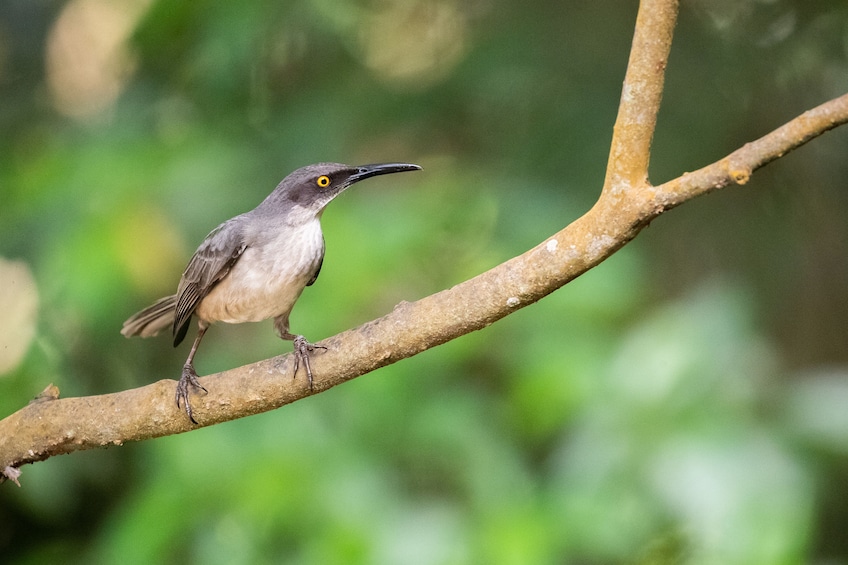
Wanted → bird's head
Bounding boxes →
[264,162,422,216]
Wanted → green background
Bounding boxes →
[2,1,848,563]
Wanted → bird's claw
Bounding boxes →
[292,335,327,390]
[176,364,207,425]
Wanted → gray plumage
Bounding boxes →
[122,162,421,423]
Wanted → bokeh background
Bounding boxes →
[2,1,848,563]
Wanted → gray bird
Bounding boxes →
[121,162,422,423]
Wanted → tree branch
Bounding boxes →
[653,94,848,209]
[604,0,678,193]
[3,1,848,485]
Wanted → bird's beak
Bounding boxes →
[348,163,422,185]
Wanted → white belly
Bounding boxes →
[196,220,324,324]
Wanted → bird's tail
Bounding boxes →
[121,295,177,338]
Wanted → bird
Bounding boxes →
[121,162,422,423]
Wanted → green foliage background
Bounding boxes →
[2,1,848,563]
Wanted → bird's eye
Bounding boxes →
[316,175,331,188]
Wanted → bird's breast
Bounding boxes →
[196,220,325,324]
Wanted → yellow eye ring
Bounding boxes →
[316,175,331,188]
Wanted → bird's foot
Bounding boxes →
[292,335,327,390]
[176,364,208,425]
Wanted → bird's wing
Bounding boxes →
[173,218,248,345]
[306,255,323,287]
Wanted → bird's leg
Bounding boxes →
[176,323,209,424]
[274,315,326,390]
[291,335,327,390]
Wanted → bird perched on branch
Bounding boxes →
[122,162,422,423]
